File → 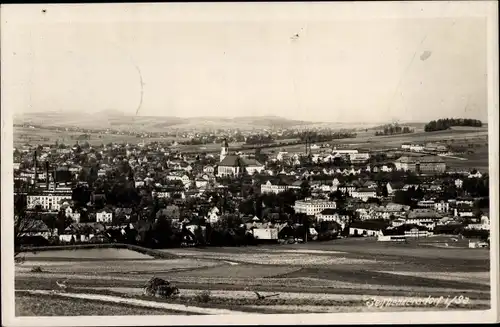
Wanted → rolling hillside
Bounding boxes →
[14,111,316,131]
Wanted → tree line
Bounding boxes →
[375,125,414,136]
[245,134,275,145]
[424,118,482,132]
[298,131,357,143]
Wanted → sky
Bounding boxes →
[1,3,491,123]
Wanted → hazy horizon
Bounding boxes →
[14,108,486,125]
[2,3,490,123]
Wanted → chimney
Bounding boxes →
[33,150,38,188]
[45,161,50,190]
[53,166,57,191]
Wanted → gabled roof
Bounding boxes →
[356,188,376,193]
[363,180,377,187]
[219,155,245,167]
[25,220,49,232]
[319,208,337,215]
[350,220,388,230]
[396,155,445,164]
[407,209,442,219]
[219,155,263,168]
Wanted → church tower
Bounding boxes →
[220,138,229,162]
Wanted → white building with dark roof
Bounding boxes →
[394,155,446,174]
[294,199,336,216]
[260,179,300,194]
[216,143,264,177]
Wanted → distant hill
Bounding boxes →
[14,111,316,131]
[14,111,443,132]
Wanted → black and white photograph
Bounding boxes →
[1,2,498,326]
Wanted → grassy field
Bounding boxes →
[14,127,186,147]
[14,236,491,316]
[16,293,193,316]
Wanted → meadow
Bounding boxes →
[13,127,186,147]
[14,236,491,315]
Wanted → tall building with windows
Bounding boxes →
[294,199,336,216]
[394,155,446,174]
[27,188,72,211]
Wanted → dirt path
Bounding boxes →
[377,271,490,285]
[20,290,252,315]
[85,287,491,306]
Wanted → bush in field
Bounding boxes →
[30,266,43,273]
[14,256,26,264]
[143,277,179,298]
[195,290,212,303]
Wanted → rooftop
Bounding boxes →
[396,155,445,164]
[219,154,262,167]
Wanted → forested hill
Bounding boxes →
[424,118,483,132]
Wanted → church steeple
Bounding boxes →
[220,138,229,162]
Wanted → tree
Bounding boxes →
[393,190,412,206]
[14,213,40,259]
[299,180,311,199]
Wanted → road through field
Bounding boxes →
[19,290,252,315]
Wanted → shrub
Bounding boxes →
[30,266,43,273]
[143,277,179,298]
[195,290,212,303]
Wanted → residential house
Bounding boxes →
[19,220,53,240]
[64,206,81,223]
[355,207,372,221]
[59,222,105,243]
[260,180,300,194]
[362,180,378,189]
[276,152,289,161]
[114,208,132,221]
[417,200,436,208]
[466,215,490,230]
[351,188,377,201]
[203,165,215,174]
[409,144,425,152]
[164,205,181,221]
[468,171,483,178]
[434,200,450,213]
[349,221,384,237]
[96,208,113,223]
[454,208,475,218]
[316,209,350,229]
[207,207,220,224]
[349,153,371,164]
[338,183,356,196]
[386,182,405,195]
[374,203,410,220]
[380,165,393,172]
[425,142,448,153]
[404,209,442,230]
[195,179,209,189]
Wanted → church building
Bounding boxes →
[217,139,265,177]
